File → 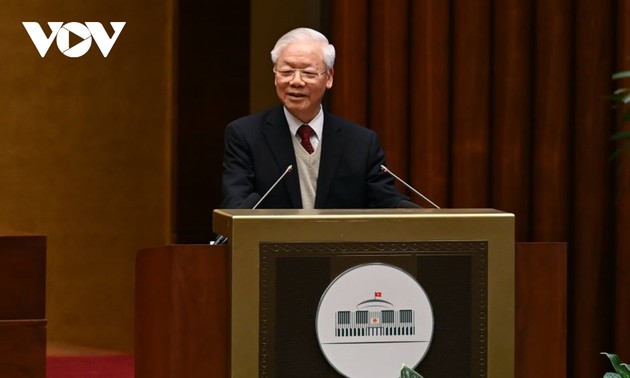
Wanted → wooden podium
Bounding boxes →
[135,209,566,377]
[0,233,46,378]
[135,244,230,378]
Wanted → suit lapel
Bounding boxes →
[315,113,346,208]
[262,106,302,208]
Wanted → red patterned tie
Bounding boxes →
[297,124,314,154]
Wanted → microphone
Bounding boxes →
[380,165,441,209]
[253,165,293,209]
[211,165,293,245]
[211,192,262,244]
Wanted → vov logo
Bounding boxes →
[22,22,126,58]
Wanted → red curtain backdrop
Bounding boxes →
[329,0,630,376]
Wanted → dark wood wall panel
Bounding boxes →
[531,0,572,242]
[175,2,250,243]
[409,1,451,208]
[451,0,492,208]
[369,1,410,178]
[572,0,616,374]
[491,0,533,240]
[329,0,369,126]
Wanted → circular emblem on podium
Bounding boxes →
[315,263,433,378]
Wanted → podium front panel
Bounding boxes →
[213,209,514,378]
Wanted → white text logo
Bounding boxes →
[22,22,126,58]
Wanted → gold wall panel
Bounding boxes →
[0,0,174,351]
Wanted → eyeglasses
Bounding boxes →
[273,68,329,83]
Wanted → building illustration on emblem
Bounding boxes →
[316,263,433,377]
[334,291,416,339]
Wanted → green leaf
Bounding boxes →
[606,95,629,108]
[623,92,630,104]
[606,94,625,102]
[400,364,423,378]
[604,373,622,378]
[603,352,622,368]
[612,131,630,141]
[614,88,630,95]
[602,353,630,378]
[613,71,630,80]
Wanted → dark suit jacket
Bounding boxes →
[220,105,414,209]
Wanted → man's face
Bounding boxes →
[274,40,334,123]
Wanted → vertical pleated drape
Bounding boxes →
[329,0,630,376]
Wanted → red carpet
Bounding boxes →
[47,355,134,378]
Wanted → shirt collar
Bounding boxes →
[284,106,324,140]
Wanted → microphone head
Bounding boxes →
[238,193,262,209]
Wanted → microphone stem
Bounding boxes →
[253,165,293,209]
[381,165,441,209]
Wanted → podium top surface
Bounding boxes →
[213,208,514,223]
[212,208,514,237]
[214,208,512,221]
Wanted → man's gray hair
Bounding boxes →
[270,27,336,69]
